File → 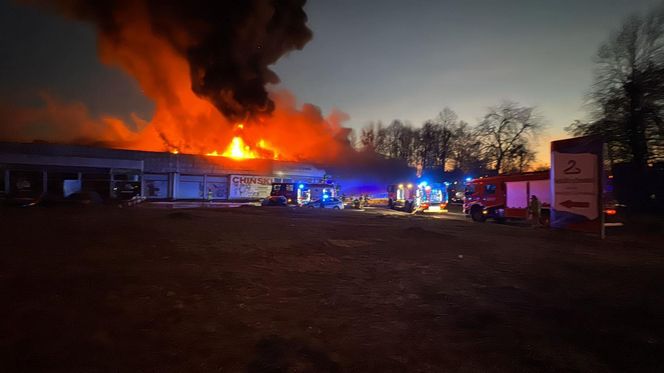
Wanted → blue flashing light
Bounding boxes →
[465,177,473,182]
[298,184,305,189]
[419,181,428,187]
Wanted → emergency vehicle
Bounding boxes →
[463,171,621,225]
[270,182,336,205]
[463,171,550,223]
[387,182,449,213]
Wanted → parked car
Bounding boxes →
[305,197,344,209]
[603,200,626,227]
[261,195,288,206]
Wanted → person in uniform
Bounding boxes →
[529,195,541,225]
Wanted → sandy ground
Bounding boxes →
[1,205,663,372]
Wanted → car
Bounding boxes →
[603,201,626,227]
[305,197,344,209]
[261,195,288,206]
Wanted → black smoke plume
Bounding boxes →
[27,0,313,121]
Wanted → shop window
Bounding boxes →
[144,174,169,199]
[11,171,43,198]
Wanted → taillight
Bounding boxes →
[605,208,617,215]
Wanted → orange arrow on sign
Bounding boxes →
[560,200,590,208]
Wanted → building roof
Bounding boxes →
[0,142,325,177]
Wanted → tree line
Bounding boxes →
[567,3,664,168]
[566,2,664,209]
[350,101,544,177]
[351,1,664,202]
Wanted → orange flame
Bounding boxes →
[0,14,349,162]
[204,123,280,160]
[206,136,280,160]
[210,136,257,159]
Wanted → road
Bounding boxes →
[1,205,662,372]
[359,204,468,221]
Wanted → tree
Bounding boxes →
[410,107,462,174]
[383,120,406,159]
[431,107,458,172]
[347,128,358,150]
[475,101,543,173]
[373,121,389,156]
[569,4,664,166]
[416,120,440,170]
[359,122,377,151]
[397,122,418,163]
[450,121,488,174]
[502,143,536,173]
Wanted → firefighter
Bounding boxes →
[529,195,541,225]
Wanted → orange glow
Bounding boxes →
[0,12,349,162]
[218,137,258,160]
[206,132,280,160]
[605,209,617,216]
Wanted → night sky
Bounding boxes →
[0,0,661,163]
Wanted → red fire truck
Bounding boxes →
[387,183,417,212]
[270,182,336,205]
[463,171,621,225]
[387,182,449,213]
[463,171,551,223]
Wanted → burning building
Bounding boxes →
[0,141,326,202]
[0,1,415,203]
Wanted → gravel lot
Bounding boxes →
[1,205,662,372]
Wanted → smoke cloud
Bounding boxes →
[29,0,312,121]
[4,0,352,161]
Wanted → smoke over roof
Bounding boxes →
[28,0,312,121]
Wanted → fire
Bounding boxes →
[0,10,348,162]
[211,137,258,160]
[204,123,278,160]
[206,136,280,160]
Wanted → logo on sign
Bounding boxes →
[563,160,581,175]
[229,175,275,199]
[552,152,598,220]
[231,176,272,185]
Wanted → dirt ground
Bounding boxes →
[1,205,663,372]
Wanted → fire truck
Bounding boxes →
[270,182,336,205]
[463,171,551,223]
[463,171,622,225]
[387,182,449,213]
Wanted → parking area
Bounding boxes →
[1,205,662,372]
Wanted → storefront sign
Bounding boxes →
[228,175,274,200]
